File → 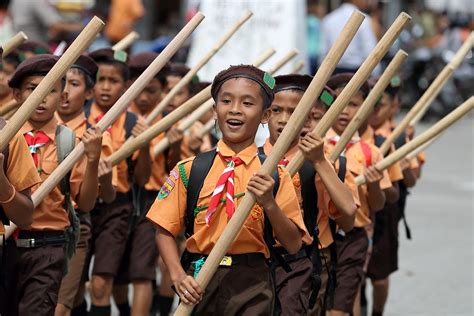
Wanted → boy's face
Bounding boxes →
[310,102,327,130]
[162,75,190,114]
[134,78,163,114]
[268,90,311,146]
[59,68,92,117]
[0,61,15,98]
[13,76,65,124]
[332,88,364,135]
[214,78,270,148]
[368,92,392,128]
[388,94,400,118]
[94,64,126,111]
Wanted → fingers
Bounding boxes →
[178,276,202,305]
[132,119,148,137]
[98,159,112,177]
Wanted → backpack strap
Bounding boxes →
[299,161,318,237]
[0,118,11,226]
[83,100,92,122]
[374,134,386,149]
[185,149,217,238]
[124,111,138,139]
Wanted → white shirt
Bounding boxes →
[320,3,380,74]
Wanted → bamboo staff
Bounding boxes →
[328,50,408,162]
[406,135,436,159]
[112,31,140,51]
[152,49,296,158]
[0,14,206,243]
[286,13,411,176]
[0,17,105,152]
[173,10,367,316]
[1,31,28,57]
[145,10,254,124]
[379,32,474,155]
[0,100,19,116]
[198,119,215,138]
[292,60,305,74]
[355,96,473,185]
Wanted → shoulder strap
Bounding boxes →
[185,149,217,238]
[337,155,347,182]
[124,111,138,139]
[299,161,318,237]
[83,100,92,121]
[374,134,386,149]
[394,131,406,150]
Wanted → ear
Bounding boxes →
[260,107,271,124]
[85,89,94,101]
[13,88,22,103]
[212,104,217,120]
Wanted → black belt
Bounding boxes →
[15,230,67,248]
[186,252,266,266]
[274,247,308,264]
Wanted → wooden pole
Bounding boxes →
[197,119,215,138]
[328,50,408,163]
[0,17,105,152]
[2,32,28,57]
[173,10,367,316]
[0,100,19,116]
[355,96,474,185]
[292,60,305,74]
[286,12,411,176]
[379,32,473,155]
[112,31,140,51]
[152,48,296,158]
[4,13,205,240]
[145,10,254,125]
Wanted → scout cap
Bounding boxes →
[128,52,169,84]
[9,54,60,88]
[89,48,130,80]
[211,65,275,108]
[327,72,370,98]
[274,74,336,107]
[71,55,98,85]
[18,40,51,56]
[166,62,200,95]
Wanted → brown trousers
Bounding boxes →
[2,241,66,316]
[274,256,313,316]
[187,254,274,316]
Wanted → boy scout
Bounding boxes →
[0,49,22,108]
[111,52,169,315]
[263,74,357,315]
[147,65,308,315]
[87,48,151,315]
[55,55,116,316]
[324,73,393,316]
[3,54,102,315]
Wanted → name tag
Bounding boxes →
[219,256,232,266]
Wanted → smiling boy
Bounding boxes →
[147,65,308,315]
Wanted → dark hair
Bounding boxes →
[98,61,130,81]
[70,67,95,90]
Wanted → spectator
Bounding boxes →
[104,0,144,44]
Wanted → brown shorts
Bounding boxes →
[275,254,313,315]
[329,227,369,313]
[2,238,66,316]
[367,202,401,280]
[90,193,134,276]
[308,247,332,316]
[58,222,92,309]
[187,253,274,316]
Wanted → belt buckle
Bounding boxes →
[16,238,35,248]
[219,256,232,266]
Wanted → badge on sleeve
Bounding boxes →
[157,169,179,200]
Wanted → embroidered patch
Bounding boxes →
[263,72,275,89]
[113,50,128,63]
[320,90,334,107]
[390,75,401,87]
[250,204,264,222]
[157,169,179,200]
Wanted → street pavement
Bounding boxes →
[367,114,473,316]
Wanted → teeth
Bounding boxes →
[228,119,242,124]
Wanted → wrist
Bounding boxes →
[0,182,15,204]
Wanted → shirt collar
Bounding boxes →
[263,138,300,161]
[20,116,58,141]
[56,112,86,131]
[216,139,258,165]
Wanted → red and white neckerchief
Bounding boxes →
[205,150,245,225]
[279,158,289,167]
[24,131,50,167]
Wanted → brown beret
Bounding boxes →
[72,55,98,83]
[166,62,190,77]
[128,52,170,81]
[18,40,51,55]
[9,54,59,88]
[327,72,370,98]
[89,48,128,64]
[275,74,336,107]
[211,65,275,104]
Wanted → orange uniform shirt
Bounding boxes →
[20,118,87,231]
[325,129,392,228]
[129,104,168,191]
[87,102,132,193]
[361,125,404,182]
[105,0,144,42]
[0,131,42,234]
[147,140,309,258]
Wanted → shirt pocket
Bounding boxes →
[244,204,265,233]
[193,182,215,225]
[40,159,58,177]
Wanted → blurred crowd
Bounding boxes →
[0,0,472,118]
